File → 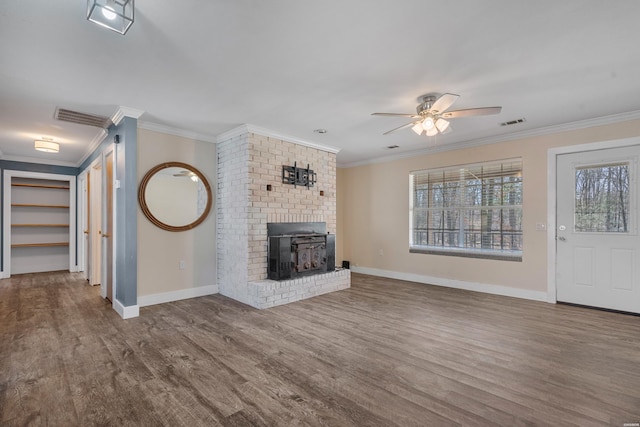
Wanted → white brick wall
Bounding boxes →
[216,130,348,308]
[216,135,250,302]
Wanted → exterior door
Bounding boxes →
[556,145,640,313]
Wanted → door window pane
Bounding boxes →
[574,163,630,232]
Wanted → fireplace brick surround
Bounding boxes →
[217,127,350,308]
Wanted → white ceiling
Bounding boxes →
[2,1,640,167]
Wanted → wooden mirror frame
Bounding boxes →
[138,162,213,232]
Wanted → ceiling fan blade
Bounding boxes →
[372,112,421,118]
[383,121,420,135]
[441,106,502,119]
[430,93,459,114]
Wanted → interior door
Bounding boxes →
[103,149,114,302]
[556,145,640,313]
[89,161,102,288]
[85,172,91,280]
[79,172,89,280]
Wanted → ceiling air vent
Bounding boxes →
[500,118,526,127]
[54,108,112,128]
[385,145,400,150]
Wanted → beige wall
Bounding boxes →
[137,129,216,297]
[338,118,640,293]
[336,167,345,264]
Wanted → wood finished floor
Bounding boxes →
[1,272,640,426]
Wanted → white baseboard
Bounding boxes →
[0,271,8,279]
[138,284,219,308]
[113,299,140,319]
[351,266,548,302]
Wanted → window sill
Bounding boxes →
[409,246,522,262]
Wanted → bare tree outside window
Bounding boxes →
[574,164,629,232]
[410,159,523,258]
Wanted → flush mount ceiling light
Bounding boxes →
[87,0,134,35]
[373,93,502,137]
[34,139,60,153]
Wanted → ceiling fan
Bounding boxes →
[173,170,199,181]
[372,93,502,136]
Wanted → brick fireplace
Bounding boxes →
[216,126,350,309]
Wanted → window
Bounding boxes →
[574,163,629,233]
[410,158,523,260]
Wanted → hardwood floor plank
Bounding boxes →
[2,271,640,426]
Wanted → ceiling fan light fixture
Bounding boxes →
[435,118,450,133]
[421,116,435,131]
[87,0,134,35]
[34,140,60,153]
[373,93,502,137]
[411,123,424,135]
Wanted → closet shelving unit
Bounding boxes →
[2,171,76,277]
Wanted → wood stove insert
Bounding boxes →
[268,222,336,280]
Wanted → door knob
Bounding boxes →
[557,236,566,241]
[83,230,89,234]
[102,233,110,238]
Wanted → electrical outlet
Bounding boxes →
[378,249,384,256]
[179,260,185,270]
[536,222,547,231]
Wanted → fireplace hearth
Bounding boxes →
[268,222,335,280]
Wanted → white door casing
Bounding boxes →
[103,148,115,302]
[2,170,77,277]
[556,145,640,313]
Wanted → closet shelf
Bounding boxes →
[11,183,70,190]
[12,224,69,227]
[11,242,69,248]
[11,203,70,208]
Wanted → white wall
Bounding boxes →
[137,129,217,304]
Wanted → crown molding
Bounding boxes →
[75,128,109,167]
[74,106,144,167]
[138,121,217,143]
[0,154,78,168]
[217,124,341,154]
[338,109,640,168]
[112,106,145,125]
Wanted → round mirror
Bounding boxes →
[138,162,212,232]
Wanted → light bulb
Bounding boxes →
[411,123,424,135]
[102,5,117,20]
[421,116,435,130]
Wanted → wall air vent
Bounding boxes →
[386,145,400,149]
[54,108,112,128]
[500,118,526,127]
